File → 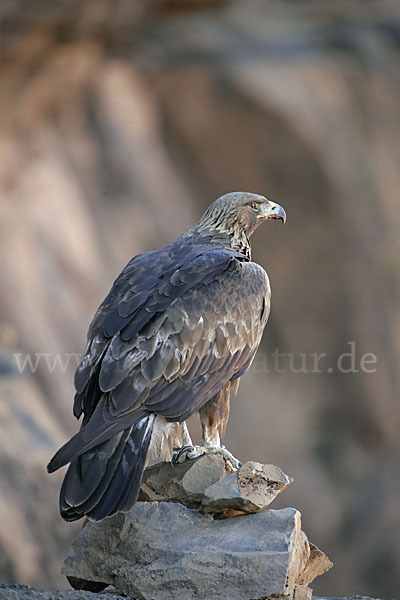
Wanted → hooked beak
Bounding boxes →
[260,200,286,224]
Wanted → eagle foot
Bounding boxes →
[171,445,197,466]
[172,444,241,471]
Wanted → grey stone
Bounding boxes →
[202,461,293,516]
[0,588,389,600]
[0,584,126,600]
[139,453,229,508]
[140,456,293,517]
[63,502,317,600]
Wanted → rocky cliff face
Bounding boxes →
[0,1,399,597]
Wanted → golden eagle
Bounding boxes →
[48,192,286,521]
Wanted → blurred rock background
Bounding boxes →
[0,0,399,596]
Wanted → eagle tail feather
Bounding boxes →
[59,415,154,522]
[47,396,147,474]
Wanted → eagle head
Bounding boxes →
[198,191,286,238]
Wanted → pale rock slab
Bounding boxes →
[202,461,293,516]
[62,502,329,600]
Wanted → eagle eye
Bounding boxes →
[251,201,259,211]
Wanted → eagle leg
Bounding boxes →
[172,396,241,471]
[171,422,196,464]
[196,417,242,470]
[180,420,194,447]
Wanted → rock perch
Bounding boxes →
[63,455,332,600]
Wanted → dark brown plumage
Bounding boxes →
[47,192,286,521]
